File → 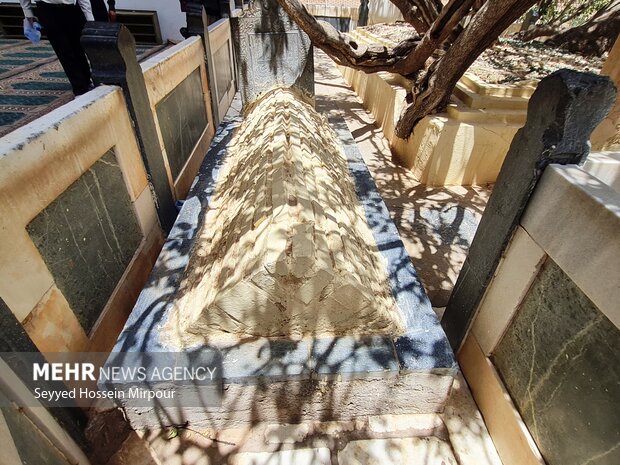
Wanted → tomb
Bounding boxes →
[105,88,457,429]
[167,89,404,343]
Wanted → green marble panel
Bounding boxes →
[27,151,142,333]
[213,40,233,102]
[494,259,620,465]
[155,67,208,180]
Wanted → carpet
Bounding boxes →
[0,40,168,138]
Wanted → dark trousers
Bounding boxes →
[90,0,109,22]
[36,2,91,95]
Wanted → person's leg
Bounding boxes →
[65,5,92,94]
[90,0,109,22]
[36,3,91,95]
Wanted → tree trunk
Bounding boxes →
[394,0,537,138]
[545,2,620,56]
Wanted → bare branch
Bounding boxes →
[390,0,442,32]
[395,0,477,75]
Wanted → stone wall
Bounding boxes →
[169,88,404,341]
[466,162,620,465]
[0,87,164,352]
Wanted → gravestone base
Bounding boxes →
[106,108,457,431]
[124,372,455,430]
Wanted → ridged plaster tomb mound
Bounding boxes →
[170,88,405,340]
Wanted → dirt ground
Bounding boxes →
[358,22,605,84]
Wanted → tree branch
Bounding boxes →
[395,0,539,137]
[395,0,476,75]
[276,0,421,72]
[390,0,443,33]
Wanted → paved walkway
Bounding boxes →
[0,39,167,138]
[313,50,492,308]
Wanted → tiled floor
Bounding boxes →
[0,39,168,137]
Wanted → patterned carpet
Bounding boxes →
[0,39,168,137]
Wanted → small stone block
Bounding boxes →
[221,338,311,384]
[394,330,458,374]
[311,336,399,380]
[229,447,331,465]
[338,437,457,465]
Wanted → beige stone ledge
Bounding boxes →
[23,286,89,352]
[583,151,620,193]
[337,53,522,186]
[521,164,620,329]
[472,226,547,355]
[459,72,536,99]
[454,80,529,111]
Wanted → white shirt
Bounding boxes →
[20,0,95,22]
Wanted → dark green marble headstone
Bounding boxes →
[494,259,620,465]
[213,41,233,102]
[155,67,208,180]
[27,151,142,333]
